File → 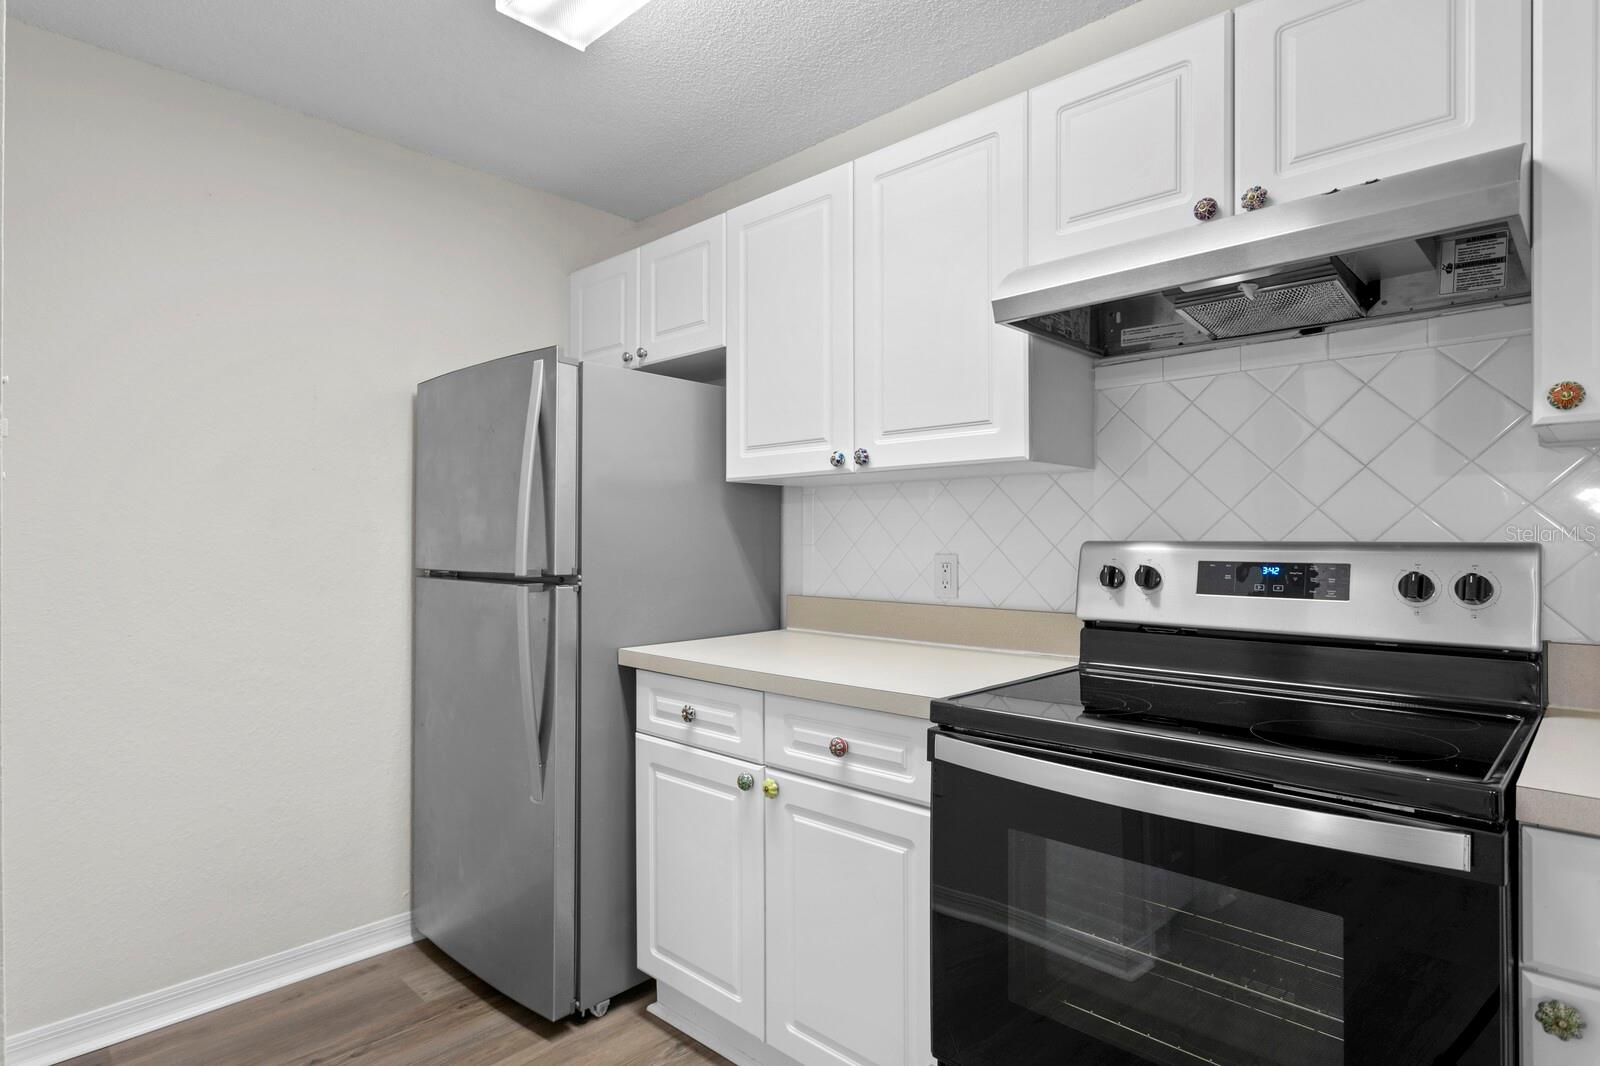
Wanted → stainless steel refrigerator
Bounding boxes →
[412,347,781,1020]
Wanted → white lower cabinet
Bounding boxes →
[635,733,766,1037]
[1522,970,1600,1063]
[1522,826,1600,1058]
[635,675,932,1066]
[765,771,930,1066]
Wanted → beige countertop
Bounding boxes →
[1519,706,1600,836]
[619,627,1076,718]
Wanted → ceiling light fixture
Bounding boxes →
[495,0,655,51]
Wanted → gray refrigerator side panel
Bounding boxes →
[413,578,578,1020]
[576,364,782,1009]
[415,348,571,576]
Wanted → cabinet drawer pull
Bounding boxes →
[762,778,779,799]
[680,705,696,723]
[1536,999,1586,1041]
[829,450,847,468]
[1193,196,1219,221]
[853,447,871,466]
[1548,381,1586,410]
[1240,185,1269,211]
[829,737,849,758]
[736,773,755,792]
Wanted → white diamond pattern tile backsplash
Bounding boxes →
[795,307,1600,642]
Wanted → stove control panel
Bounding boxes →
[1196,560,1351,601]
[1076,542,1541,651]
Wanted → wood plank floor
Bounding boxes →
[64,942,731,1065]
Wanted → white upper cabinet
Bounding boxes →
[1028,12,1234,263]
[568,248,638,367]
[764,772,931,1066]
[726,165,855,481]
[639,215,726,366]
[635,733,765,1038]
[854,96,1036,471]
[1234,0,1530,211]
[569,215,726,370]
[1532,0,1600,444]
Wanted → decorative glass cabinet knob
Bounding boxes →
[1549,381,1586,411]
[1193,197,1220,221]
[736,773,755,792]
[1536,999,1585,1041]
[829,737,849,758]
[762,778,779,799]
[1240,185,1270,211]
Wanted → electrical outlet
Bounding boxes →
[934,553,958,599]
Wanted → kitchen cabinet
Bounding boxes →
[568,215,725,370]
[1532,0,1600,444]
[765,771,930,1066]
[1233,0,1529,213]
[1027,12,1233,262]
[725,165,855,481]
[635,733,765,1037]
[635,675,933,1066]
[1521,826,1600,1058]
[854,95,1092,475]
[568,248,638,366]
[639,215,726,366]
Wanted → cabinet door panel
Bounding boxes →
[1522,969,1600,1064]
[726,165,854,480]
[569,249,638,367]
[1029,12,1233,262]
[854,96,1030,470]
[636,733,764,1037]
[1522,826,1600,986]
[1235,0,1529,209]
[766,772,931,1066]
[639,215,726,364]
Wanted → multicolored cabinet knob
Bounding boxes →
[829,450,847,468]
[828,737,849,758]
[680,705,696,723]
[1240,185,1270,211]
[854,448,871,466]
[1548,381,1587,411]
[761,778,780,799]
[1193,197,1220,221]
[736,773,755,792]
[1535,999,1585,1041]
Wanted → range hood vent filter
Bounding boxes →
[1172,259,1375,340]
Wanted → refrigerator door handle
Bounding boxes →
[514,365,545,579]
[517,589,548,802]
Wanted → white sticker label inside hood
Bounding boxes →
[1439,233,1508,295]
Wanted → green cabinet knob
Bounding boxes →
[762,778,779,799]
[1536,999,1586,1041]
[736,773,755,792]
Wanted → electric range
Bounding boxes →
[928,542,1543,1066]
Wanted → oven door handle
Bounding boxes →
[935,736,1473,873]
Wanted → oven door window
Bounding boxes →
[930,744,1505,1066]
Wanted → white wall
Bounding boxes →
[0,21,630,1036]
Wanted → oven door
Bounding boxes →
[930,733,1510,1066]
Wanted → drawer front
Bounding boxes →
[1523,826,1600,985]
[764,693,930,805]
[636,671,763,761]
[1522,969,1600,1063]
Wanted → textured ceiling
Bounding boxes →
[13,0,1135,219]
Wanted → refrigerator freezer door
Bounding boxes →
[575,364,782,1010]
[413,577,577,1019]
[414,348,576,577]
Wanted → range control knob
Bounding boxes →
[1099,565,1125,589]
[1455,572,1495,606]
[1397,571,1435,603]
[1133,565,1162,591]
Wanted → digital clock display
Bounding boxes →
[1195,560,1351,601]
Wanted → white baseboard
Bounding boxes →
[5,911,418,1066]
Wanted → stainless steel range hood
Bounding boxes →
[994,146,1530,360]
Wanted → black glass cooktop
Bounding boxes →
[934,667,1541,824]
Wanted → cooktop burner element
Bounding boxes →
[935,541,1545,825]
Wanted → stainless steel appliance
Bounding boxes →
[993,147,1530,358]
[412,347,781,1021]
[930,542,1543,1065]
